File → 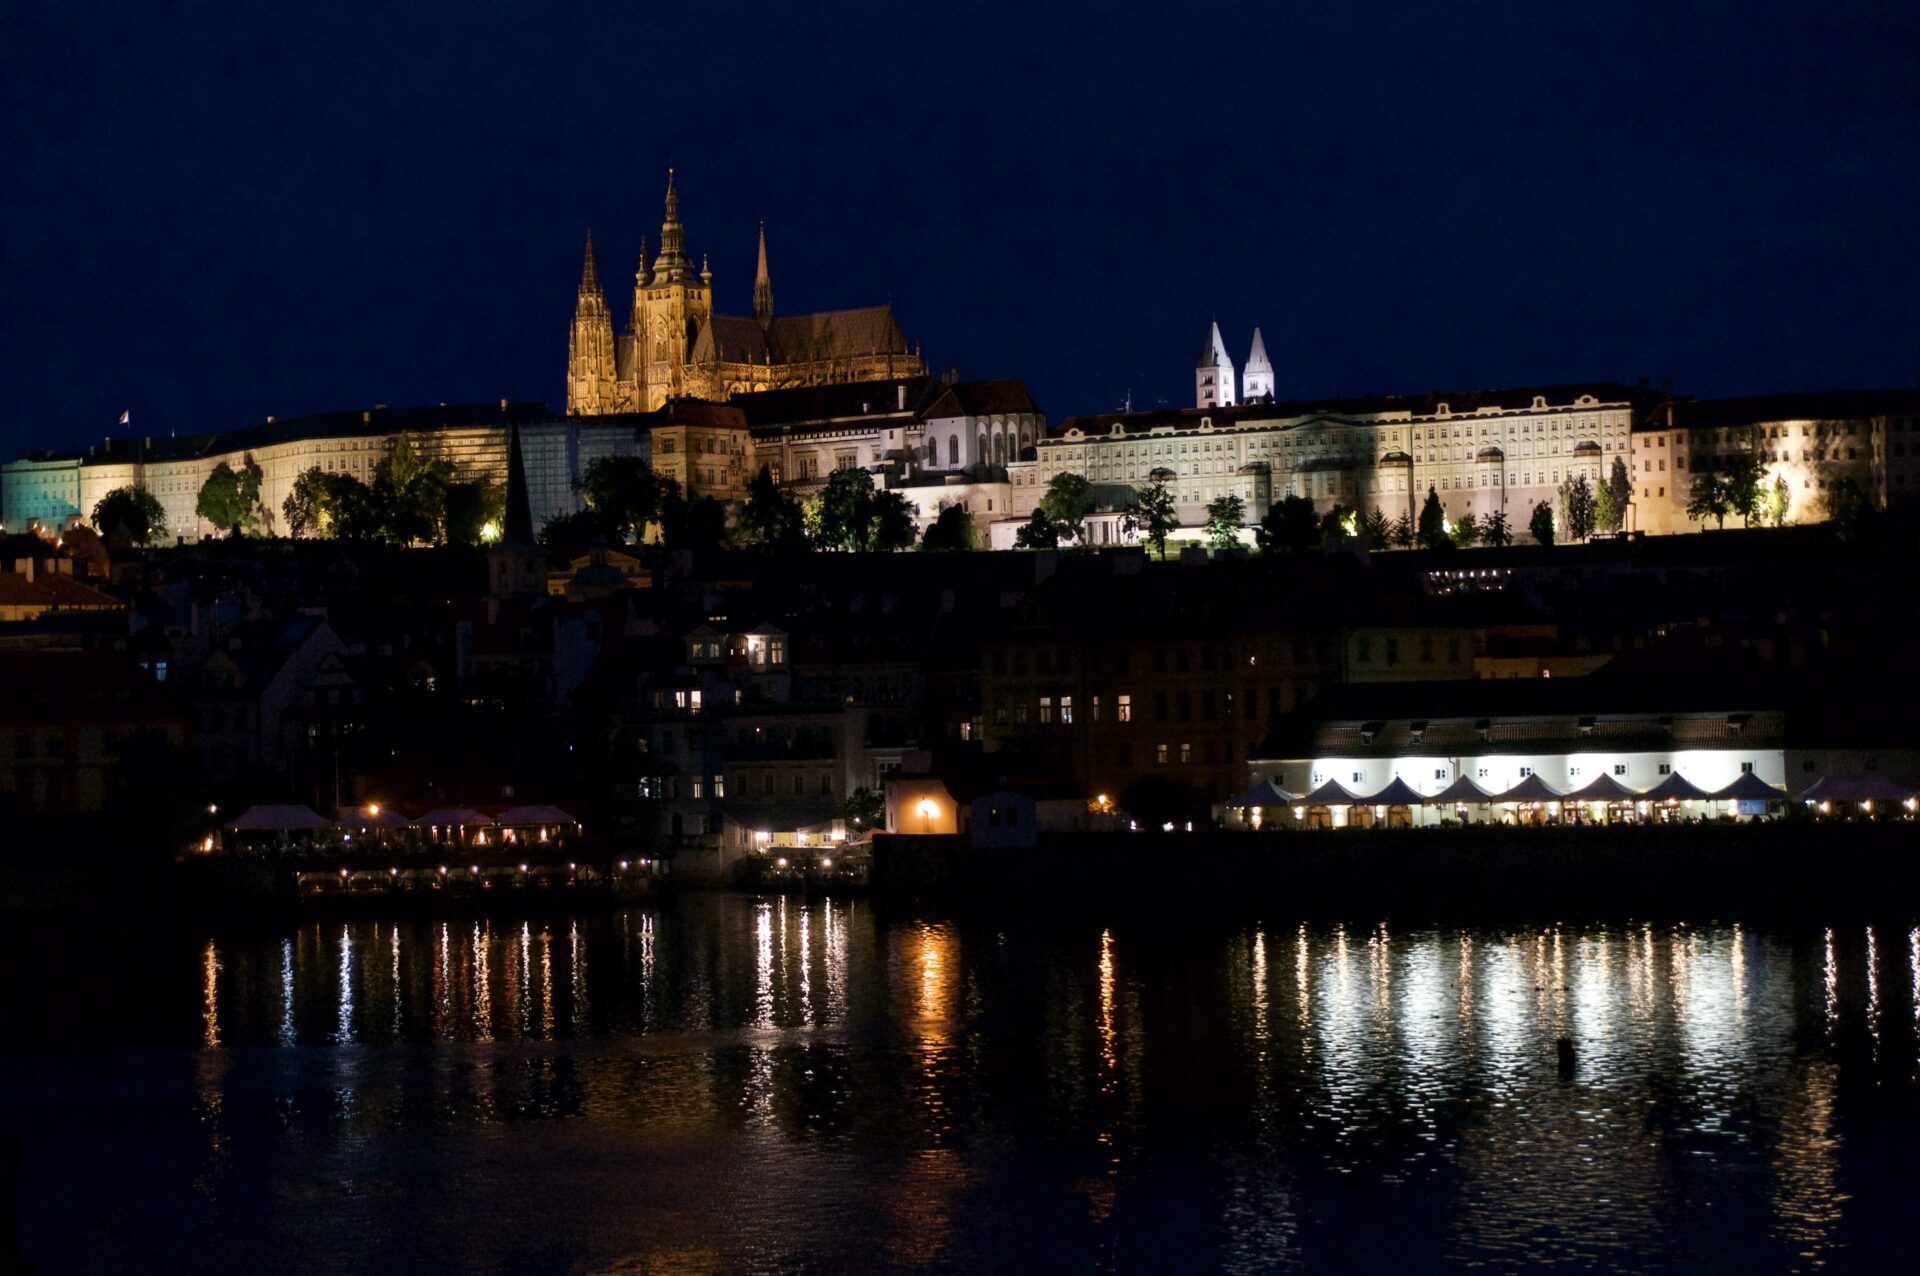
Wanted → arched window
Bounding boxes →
[978,433,988,464]
[994,434,1005,466]
[926,438,937,465]
[948,435,959,466]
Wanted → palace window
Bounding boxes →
[1117,694,1132,722]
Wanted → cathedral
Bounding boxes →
[566,173,924,415]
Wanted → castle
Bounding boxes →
[566,173,925,415]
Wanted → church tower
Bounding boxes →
[753,222,774,327]
[1196,321,1237,408]
[635,170,713,408]
[566,230,618,416]
[1242,327,1275,402]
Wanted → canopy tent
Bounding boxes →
[1426,776,1496,805]
[224,804,333,831]
[417,807,496,827]
[334,806,416,828]
[494,804,578,826]
[1709,773,1788,802]
[1799,773,1914,803]
[1225,780,1295,808]
[1496,774,1565,802]
[1361,777,1429,806]
[1644,773,1712,802]
[1565,774,1641,802]
[1300,779,1362,805]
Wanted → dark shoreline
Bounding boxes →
[6,821,1917,931]
[868,821,1920,925]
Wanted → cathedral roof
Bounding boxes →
[691,314,772,365]
[766,306,912,364]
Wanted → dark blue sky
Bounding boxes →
[3,1,1916,453]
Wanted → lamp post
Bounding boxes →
[917,798,937,835]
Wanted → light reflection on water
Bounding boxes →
[10,899,1920,1273]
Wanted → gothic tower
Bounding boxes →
[635,170,712,407]
[566,230,618,415]
[753,222,774,327]
[1242,327,1275,403]
[1196,321,1237,409]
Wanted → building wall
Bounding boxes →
[1,457,83,530]
[7,415,633,544]
[1015,392,1633,532]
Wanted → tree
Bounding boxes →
[866,489,917,552]
[1124,479,1178,559]
[655,480,731,553]
[1686,471,1731,530]
[1453,511,1481,547]
[1360,507,1392,549]
[91,485,165,544]
[1203,493,1245,551]
[443,479,503,546]
[1558,473,1596,541]
[540,509,611,560]
[736,465,808,552]
[1013,506,1063,550]
[579,455,660,539]
[920,503,981,551]
[1417,486,1449,549]
[1254,495,1319,555]
[1595,456,1632,533]
[1319,504,1357,542]
[1765,473,1792,528]
[195,457,264,536]
[1722,452,1765,526]
[1038,472,1096,547]
[372,433,452,544]
[836,786,884,834]
[1390,511,1414,549]
[1529,500,1555,546]
[1482,509,1512,547]
[282,467,330,538]
[1820,475,1875,540]
[811,467,914,551]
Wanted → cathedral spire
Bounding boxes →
[579,229,602,294]
[652,169,694,283]
[753,221,774,326]
[634,235,649,289]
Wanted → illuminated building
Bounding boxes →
[565,173,924,415]
[1629,390,1920,534]
[0,402,634,545]
[1008,381,1645,540]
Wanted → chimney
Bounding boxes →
[897,385,907,411]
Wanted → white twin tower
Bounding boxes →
[1195,322,1274,409]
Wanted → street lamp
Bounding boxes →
[916,798,938,834]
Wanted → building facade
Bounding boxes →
[1009,382,1644,535]
[566,174,925,416]
[2,404,644,544]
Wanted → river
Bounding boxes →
[5,895,1918,1272]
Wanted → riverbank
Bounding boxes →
[869,822,1920,922]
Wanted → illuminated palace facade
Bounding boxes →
[1009,381,1644,537]
[566,174,924,416]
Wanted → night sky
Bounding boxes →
[3,2,1916,454]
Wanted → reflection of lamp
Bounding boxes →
[916,798,938,834]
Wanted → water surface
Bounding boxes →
[6,897,1919,1272]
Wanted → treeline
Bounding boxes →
[85,434,505,547]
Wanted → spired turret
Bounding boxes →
[1196,321,1237,409]
[1243,327,1275,403]
[753,222,774,327]
[566,230,619,415]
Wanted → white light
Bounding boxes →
[619,860,629,870]
[820,857,832,869]
[776,857,789,868]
